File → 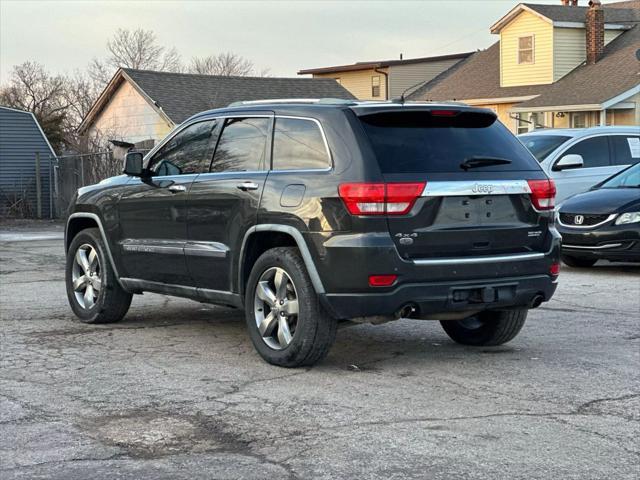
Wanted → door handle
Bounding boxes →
[236,181,259,191]
[168,185,187,193]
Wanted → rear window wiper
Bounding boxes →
[460,156,512,170]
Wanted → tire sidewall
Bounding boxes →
[65,229,109,323]
[245,248,318,366]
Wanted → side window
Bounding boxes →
[148,120,217,176]
[211,117,270,173]
[272,118,330,170]
[562,136,610,168]
[611,135,640,166]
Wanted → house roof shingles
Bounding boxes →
[522,2,639,24]
[122,69,355,124]
[297,52,473,75]
[409,2,640,110]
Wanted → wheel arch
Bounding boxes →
[238,225,325,296]
[66,212,125,289]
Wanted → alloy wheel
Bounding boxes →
[253,267,299,350]
[71,243,102,309]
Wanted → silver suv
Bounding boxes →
[519,126,639,203]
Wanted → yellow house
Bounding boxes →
[409,0,640,133]
[298,52,472,101]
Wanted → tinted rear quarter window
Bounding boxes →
[359,111,540,173]
[211,117,270,172]
[611,135,640,166]
[561,136,610,168]
[273,118,330,170]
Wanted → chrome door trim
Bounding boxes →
[557,213,617,229]
[66,212,125,288]
[120,239,229,258]
[412,251,545,266]
[563,243,622,250]
[184,241,229,258]
[421,180,532,197]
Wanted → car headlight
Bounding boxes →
[615,212,640,225]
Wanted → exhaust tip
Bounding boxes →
[530,294,544,309]
[396,303,419,319]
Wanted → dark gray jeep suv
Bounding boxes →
[65,100,560,367]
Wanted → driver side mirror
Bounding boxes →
[554,154,584,171]
[123,152,144,176]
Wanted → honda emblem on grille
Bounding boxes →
[574,215,584,225]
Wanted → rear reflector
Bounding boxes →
[369,274,398,287]
[339,182,425,216]
[550,263,560,276]
[527,179,556,210]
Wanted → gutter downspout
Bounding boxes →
[374,67,389,100]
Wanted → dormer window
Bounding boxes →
[518,35,535,64]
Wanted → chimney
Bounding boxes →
[586,0,604,65]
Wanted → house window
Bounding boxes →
[371,76,381,97]
[516,112,543,134]
[518,35,535,64]
[571,112,587,128]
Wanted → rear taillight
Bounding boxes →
[527,179,556,210]
[550,263,560,277]
[430,109,459,117]
[338,182,425,216]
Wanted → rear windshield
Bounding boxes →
[359,111,541,173]
[518,134,571,162]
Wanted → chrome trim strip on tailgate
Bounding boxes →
[563,243,622,250]
[413,252,545,266]
[421,180,532,197]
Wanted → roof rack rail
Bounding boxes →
[227,98,356,107]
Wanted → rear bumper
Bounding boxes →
[320,274,558,319]
[308,229,561,320]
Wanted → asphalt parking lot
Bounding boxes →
[1,222,638,479]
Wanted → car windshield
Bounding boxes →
[518,135,571,162]
[600,162,640,188]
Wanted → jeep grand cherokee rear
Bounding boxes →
[311,106,560,353]
[64,101,560,368]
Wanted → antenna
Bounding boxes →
[394,77,432,104]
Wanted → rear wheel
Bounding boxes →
[440,309,527,346]
[245,247,337,367]
[65,228,132,324]
[561,255,597,268]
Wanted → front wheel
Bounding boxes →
[561,255,597,268]
[440,309,527,346]
[65,228,132,324]
[245,247,337,367]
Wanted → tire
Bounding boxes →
[440,309,528,346]
[245,247,337,368]
[562,255,597,268]
[65,228,132,324]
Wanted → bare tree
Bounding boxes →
[0,61,70,152]
[188,52,268,76]
[89,28,182,87]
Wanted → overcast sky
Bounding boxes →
[0,0,623,82]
